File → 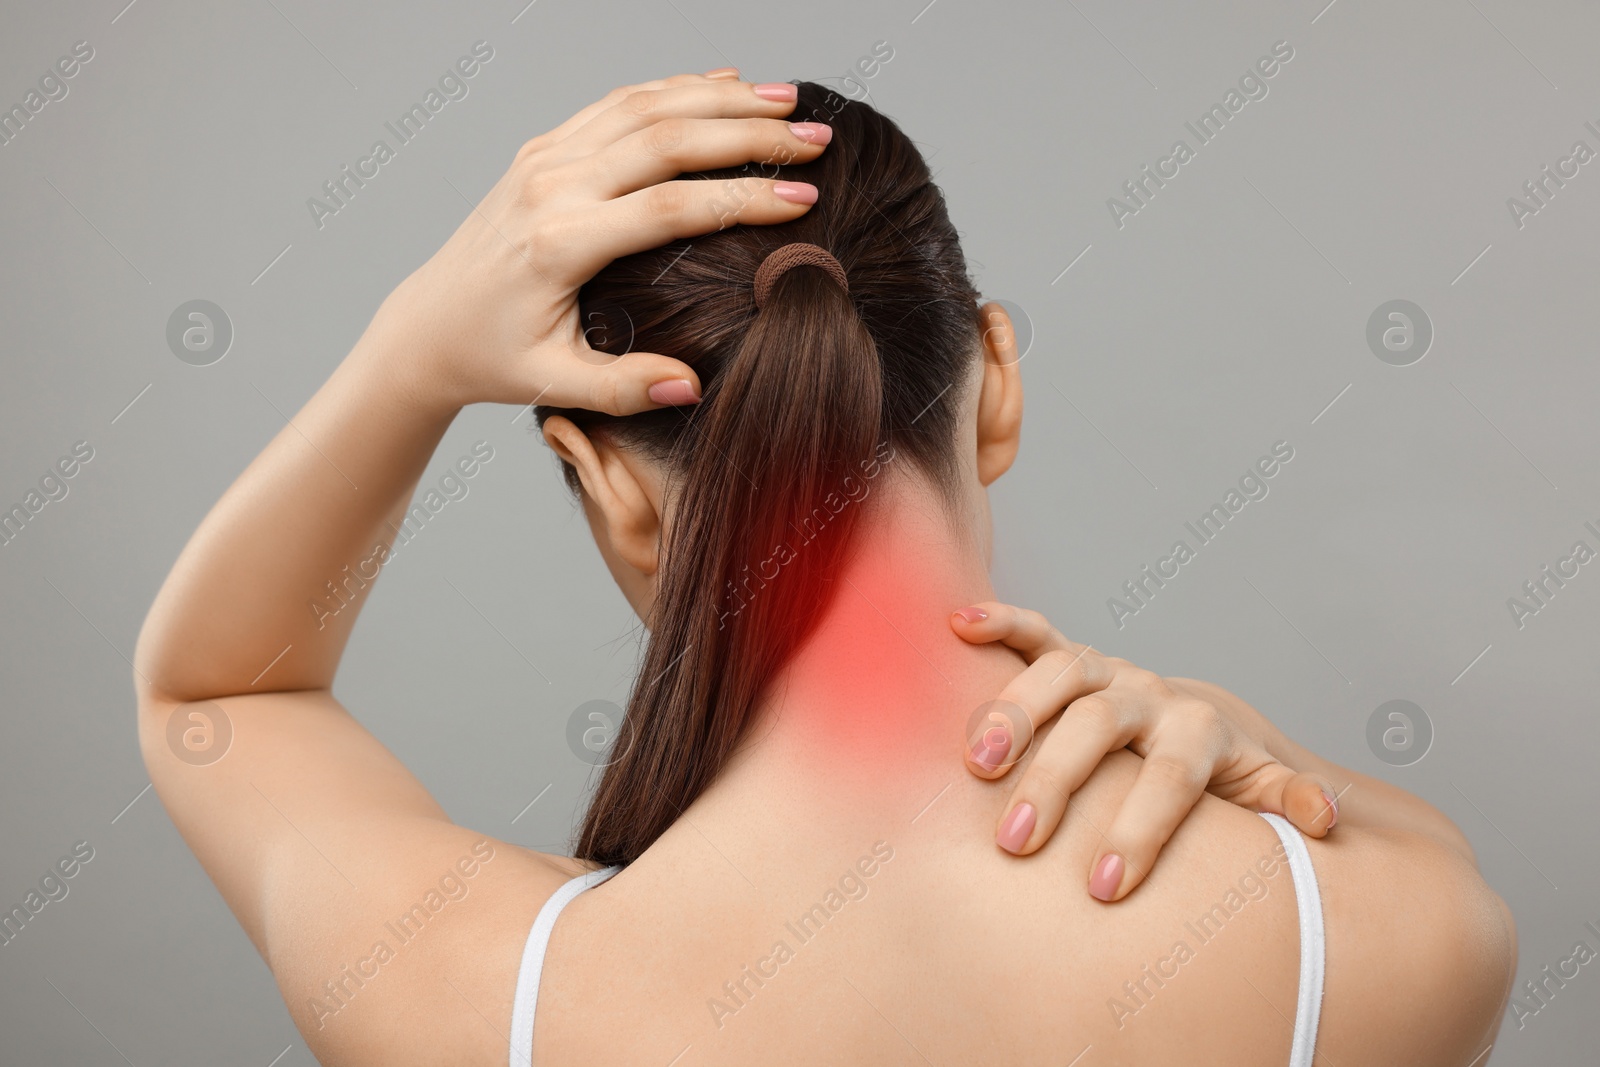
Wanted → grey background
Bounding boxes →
[1,0,1594,1063]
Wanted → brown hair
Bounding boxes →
[536,81,985,866]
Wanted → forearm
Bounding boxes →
[1168,677,1477,864]
[135,312,459,703]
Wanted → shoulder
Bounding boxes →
[1068,752,1514,1065]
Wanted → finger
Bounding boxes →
[584,176,819,265]
[536,72,725,148]
[560,80,801,155]
[1088,727,1221,902]
[992,692,1134,853]
[537,347,705,417]
[964,648,1121,779]
[950,602,1094,665]
[583,116,832,200]
[1204,744,1339,839]
[1260,769,1341,838]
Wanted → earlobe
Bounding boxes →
[974,302,1024,486]
[541,416,662,579]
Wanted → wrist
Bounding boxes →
[348,306,464,423]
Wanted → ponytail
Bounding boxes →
[576,262,884,866]
[540,80,984,866]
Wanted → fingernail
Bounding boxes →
[772,181,817,205]
[1321,789,1339,829]
[1089,853,1124,901]
[997,802,1036,853]
[788,122,832,145]
[753,82,797,101]
[953,607,988,623]
[704,67,740,79]
[969,725,1011,771]
[647,379,701,406]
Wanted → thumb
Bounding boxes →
[1214,761,1339,839]
[1257,769,1340,839]
[557,349,703,416]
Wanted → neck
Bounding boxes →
[739,482,1026,787]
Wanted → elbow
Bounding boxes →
[132,606,182,709]
[132,589,250,707]
[133,595,220,709]
[132,615,182,766]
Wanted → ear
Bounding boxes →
[541,416,664,584]
[974,301,1024,485]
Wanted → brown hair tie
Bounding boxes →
[752,242,850,308]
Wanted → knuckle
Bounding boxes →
[646,181,690,218]
[587,373,623,415]
[1020,763,1068,805]
[1081,653,1118,688]
[1015,607,1050,638]
[1145,753,1204,792]
[713,179,758,223]
[514,135,545,164]
[730,175,766,203]
[1037,647,1081,680]
[644,117,688,157]
[1179,698,1224,732]
[1127,667,1169,697]
[1071,693,1120,737]
[759,123,803,162]
[619,89,660,119]
[518,168,557,204]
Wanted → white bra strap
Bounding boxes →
[508,865,621,1067]
[1258,811,1326,1067]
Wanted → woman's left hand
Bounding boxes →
[951,601,1339,902]
[367,69,828,417]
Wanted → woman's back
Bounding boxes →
[534,749,1295,1065]
[531,703,1510,1065]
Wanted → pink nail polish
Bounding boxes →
[771,181,817,205]
[647,379,700,406]
[1321,790,1339,829]
[1089,853,1124,901]
[788,122,832,145]
[953,607,988,623]
[753,82,797,101]
[997,802,1036,853]
[969,725,1011,771]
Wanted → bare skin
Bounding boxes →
[134,71,1516,1066]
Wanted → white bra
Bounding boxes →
[508,811,1324,1067]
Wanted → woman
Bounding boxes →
[135,72,1515,1065]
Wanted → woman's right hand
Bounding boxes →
[367,69,833,416]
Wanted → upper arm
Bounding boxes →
[136,686,580,1065]
[1314,826,1517,1066]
